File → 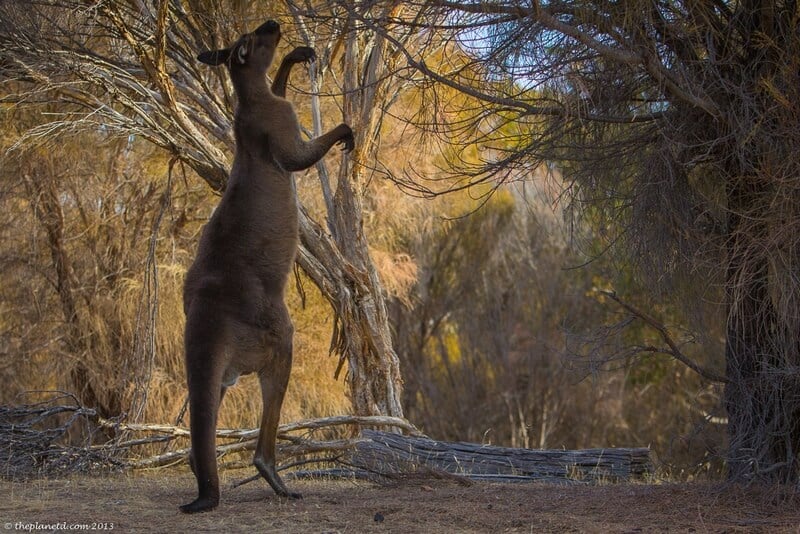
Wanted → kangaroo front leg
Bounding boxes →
[273,122,355,172]
[253,329,300,499]
[271,46,315,98]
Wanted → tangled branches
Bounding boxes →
[0,394,420,480]
[0,394,124,479]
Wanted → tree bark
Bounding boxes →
[724,175,800,483]
[349,430,652,482]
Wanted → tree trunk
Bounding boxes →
[724,175,800,483]
[326,158,404,418]
[295,202,403,418]
[288,7,404,418]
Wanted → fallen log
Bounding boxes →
[347,430,652,483]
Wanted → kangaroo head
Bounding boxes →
[197,20,281,74]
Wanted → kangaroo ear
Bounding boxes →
[234,44,248,65]
[197,48,231,66]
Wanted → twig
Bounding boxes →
[230,473,261,489]
[231,455,344,488]
[599,290,728,383]
[93,413,421,441]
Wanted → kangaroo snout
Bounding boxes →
[255,20,279,35]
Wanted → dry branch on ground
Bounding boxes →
[0,396,420,477]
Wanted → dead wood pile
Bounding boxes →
[0,396,124,478]
[1,395,652,484]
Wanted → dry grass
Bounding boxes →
[2,472,799,533]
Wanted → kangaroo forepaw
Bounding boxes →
[338,125,355,152]
[179,495,219,514]
[287,46,315,64]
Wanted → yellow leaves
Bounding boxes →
[587,279,615,300]
[282,271,350,422]
[369,248,418,306]
[423,322,463,371]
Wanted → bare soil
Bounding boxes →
[2,470,799,533]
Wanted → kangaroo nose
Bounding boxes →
[255,20,279,35]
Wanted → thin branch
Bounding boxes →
[599,290,727,383]
[94,413,422,440]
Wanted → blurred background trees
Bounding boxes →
[5,0,795,482]
[354,0,800,483]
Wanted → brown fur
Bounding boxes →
[181,20,353,514]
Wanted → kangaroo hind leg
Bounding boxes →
[180,302,227,513]
[253,317,300,499]
[187,384,227,477]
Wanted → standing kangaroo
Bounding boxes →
[182,19,354,514]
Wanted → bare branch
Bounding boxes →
[599,290,727,384]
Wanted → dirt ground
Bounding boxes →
[2,470,800,533]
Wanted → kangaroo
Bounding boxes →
[182,19,354,514]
